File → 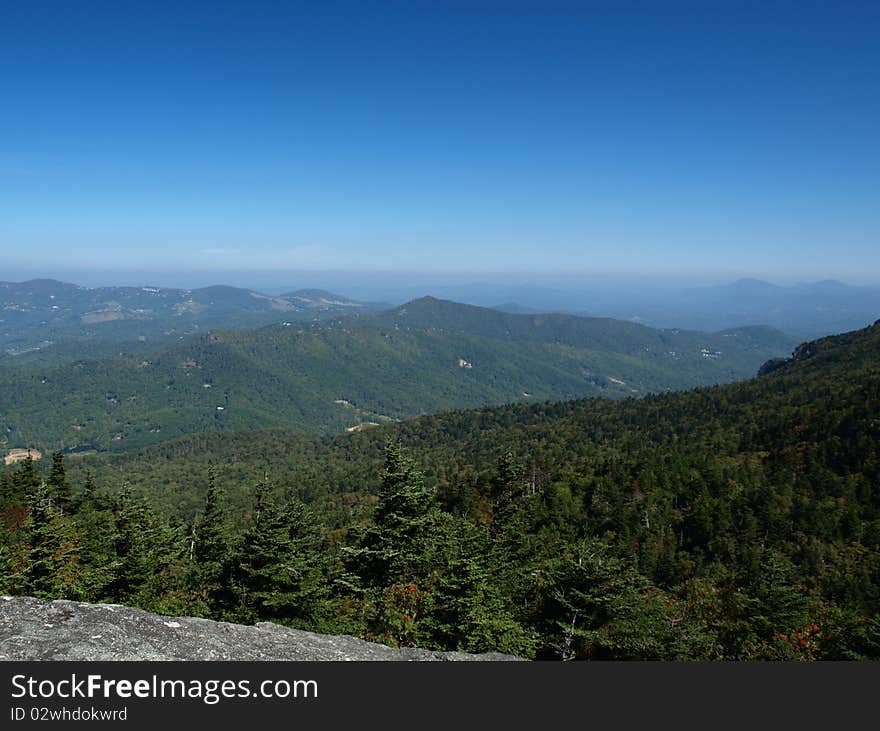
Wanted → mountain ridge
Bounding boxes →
[0,297,796,454]
[59,318,880,522]
[0,278,380,364]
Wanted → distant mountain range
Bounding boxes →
[0,279,385,364]
[480,279,880,338]
[4,276,876,366]
[348,277,879,338]
[626,278,880,337]
[0,294,796,455]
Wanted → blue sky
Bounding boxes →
[1,1,879,283]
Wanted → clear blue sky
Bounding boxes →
[1,0,878,283]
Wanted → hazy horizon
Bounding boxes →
[3,2,878,282]
[4,268,880,295]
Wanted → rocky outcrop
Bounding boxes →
[0,596,521,661]
[757,356,791,377]
[758,336,819,377]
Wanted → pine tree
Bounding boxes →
[352,441,441,590]
[48,452,73,513]
[193,469,227,567]
[189,469,229,614]
[21,481,80,599]
[76,471,100,512]
[488,451,543,626]
[341,442,447,644]
[107,486,186,611]
[0,472,15,512]
[12,454,40,496]
[231,486,327,627]
[106,486,149,602]
[0,536,13,595]
[0,463,30,538]
[421,517,534,656]
[541,537,682,660]
[71,473,118,602]
[490,450,523,537]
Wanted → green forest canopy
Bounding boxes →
[0,297,794,453]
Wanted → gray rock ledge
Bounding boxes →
[0,596,522,661]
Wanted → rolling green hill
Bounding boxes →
[373,295,791,359]
[0,298,796,454]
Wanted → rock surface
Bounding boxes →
[0,596,521,661]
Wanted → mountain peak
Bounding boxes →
[810,279,847,290]
[392,295,469,312]
[1,278,81,291]
[729,278,779,291]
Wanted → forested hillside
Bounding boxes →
[0,297,794,454]
[374,295,789,353]
[2,320,878,659]
[0,279,379,367]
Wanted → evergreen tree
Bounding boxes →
[421,517,534,656]
[488,451,547,628]
[353,441,441,590]
[193,469,227,568]
[21,481,79,599]
[12,455,39,496]
[48,452,73,512]
[106,486,148,602]
[0,536,13,595]
[540,537,685,660]
[71,473,118,602]
[0,472,15,512]
[0,462,31,541]
[189,469,230,613]
[231,486,327,628]
[342,442,447,644]
[107,486,184,610]
[490,450,524,538]
[76,471,100,512]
